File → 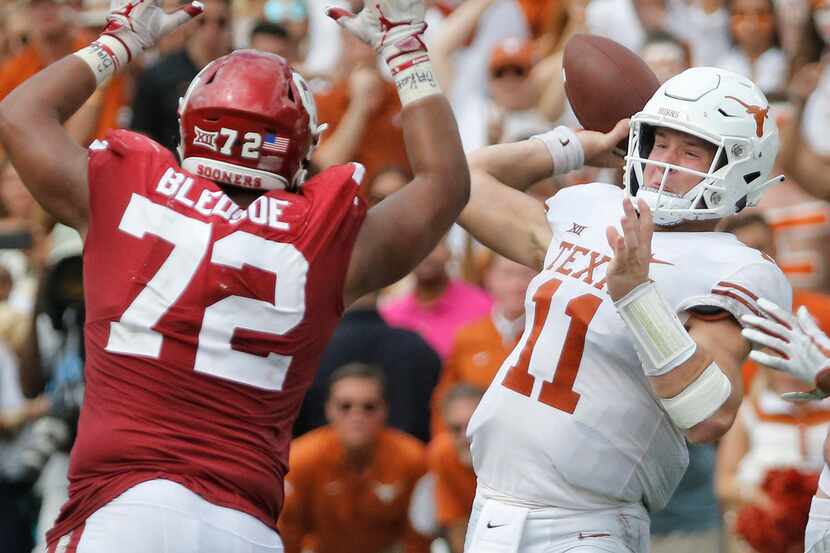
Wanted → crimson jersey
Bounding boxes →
[47,130,367,545]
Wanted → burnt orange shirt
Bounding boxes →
[314,79,409,196]
[427,432,477,527]
[742,288,830,389]
[279,426,430,553]
[517,0,561,38]
[431,315,517,436]
[0,38,126,141]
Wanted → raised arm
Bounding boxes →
[336,0,470,304]
[0,0,202,236]
[606,198,749,443]
[0,56,93,233]
[459,120,629,270]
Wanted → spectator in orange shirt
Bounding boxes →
[312,28,410,197]
[431,253,535,435]
[427,384,482,553]
[279,363,431,553]
[0,0,126,144]
[718,213,830,389]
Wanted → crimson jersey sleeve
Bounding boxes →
[47,130,367,546]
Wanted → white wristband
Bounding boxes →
[389,53,441,107]
[615,281,697,376]
[660,361,732,429]
[530,126,584,176]
[73,35,130,87]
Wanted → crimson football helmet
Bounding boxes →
[178,50,325,191]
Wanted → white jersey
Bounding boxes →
[737,390,830,486]
[468,183,792,512]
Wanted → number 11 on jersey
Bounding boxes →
[502,278,602,414]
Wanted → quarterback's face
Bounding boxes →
[643,128,717,197]
[326,377,387,450]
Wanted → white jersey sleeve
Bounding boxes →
[677,260,792,325]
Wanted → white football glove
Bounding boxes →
[325,1,428,66]
[104,0,203,61]
[741,298,830,401]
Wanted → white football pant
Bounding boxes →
[464,492,650,553]
[807,496,830,553]
[48,479,283,553]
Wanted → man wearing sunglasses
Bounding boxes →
[130,0,233,153]
[280,363,430,553]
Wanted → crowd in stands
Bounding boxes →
[3,0,830,552]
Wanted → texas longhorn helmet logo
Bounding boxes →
[725,96,769,138]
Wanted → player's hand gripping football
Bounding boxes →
[326,0,427,64]
[741,299,830,401]
[605,197,653,301]
[577,118,630,168]
[103,0,203,61]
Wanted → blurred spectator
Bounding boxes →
[516,0,563,39]
[312,29,409,196]
[650,442,722,553]
[430,253,533,435]
[587,0,730,67]
[774,0,810,62]
[0,341,52,553]
[366,165,410,208]
[426,384,481,553]
[294,292,441,443]
[429,0,530,151]
[1,3,31,61]
[279,363,430,553]
[0,0,127,144]
[249,19,299,62]
[755,80,830,292]
[641,31,692,83]
[485,38,550,144]
[0,159,50,315]
[381,240,492,359]
[263,0,310,46]
[776,59,830,209]
[715,368,829,552]
[16,224,85,552]
[0,265,28,357]
[716,0,787,95]
[130,0,233,153]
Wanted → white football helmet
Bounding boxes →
[624,67,783,226]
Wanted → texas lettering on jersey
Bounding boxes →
[544,241,611,290]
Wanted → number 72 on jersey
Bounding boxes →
[104,194,309,392]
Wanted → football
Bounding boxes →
[563,34,660,134]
